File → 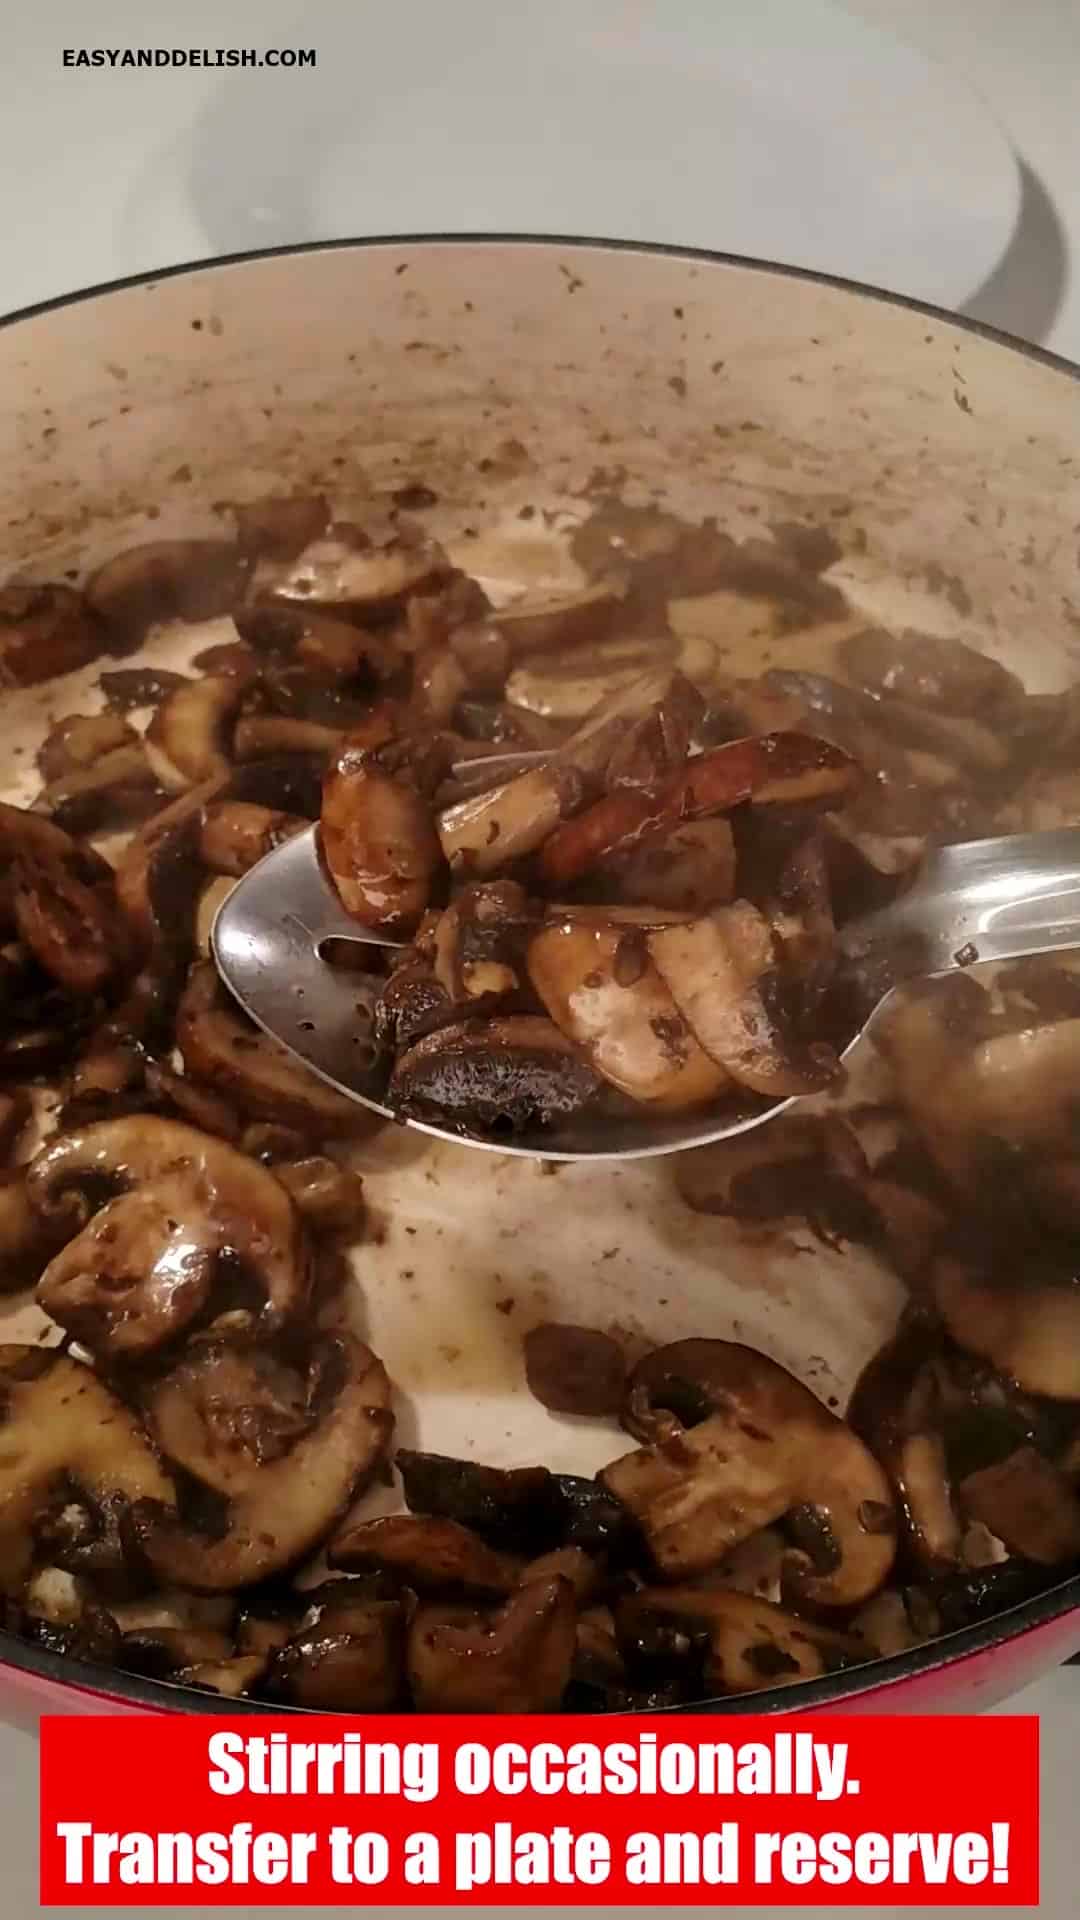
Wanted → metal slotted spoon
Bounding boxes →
[211,823,1080,1161]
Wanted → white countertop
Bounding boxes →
[2,1,1078,1912]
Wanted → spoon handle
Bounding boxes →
[838,827,1080,985]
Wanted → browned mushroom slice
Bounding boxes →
[520,1545,601,1601]
[0,1345,175,1593]
[0,802,126,996]
[197,798,307,876]
[37,746,160,835]
[619,1587,864,1696]
[0,583,104,687]
[268,1582,407,1710]
[142,1337,321,1497]
[431,879,533,1005]
[230,494,330,561]
[837,627,1023,717]
[130,1333,393,1592]
[98,666,191,711]
[958,1449,1080,1566]
[322,734,447,932]
[176,962,370,1136]
[273,1157,367,1233]
[36,1174,222,1359]
[330,1514,522,1597]
[506,637,676,722]
[602,1340,896,1605]
[85,541,250,644]
[847,1323,964,1571]
[931,1255,1080,1401]
[28,1114,312,1332]
[523,1324,626,1417]
[389,1015,602,1135]
[491,583,625,657]
[605,819,737,914]
[37,712,137,783]
[115,778,219,952]
[672,1114,883,1252]
[235,602,401,682]
[267,525,450,615]
[233,712,344,761]
[437,764,586,878]
[647,903,838,1099]
[408,1575,576,1712]
[528,919,730,1111]
[396,1450,555,1549]
[145,674,249,790]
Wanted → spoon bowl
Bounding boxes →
[212,823,1080,1161]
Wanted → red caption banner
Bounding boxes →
[39,1714,1038,1907]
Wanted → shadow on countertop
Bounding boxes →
[959,157,1069,345]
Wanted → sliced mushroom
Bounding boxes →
[119,1625,235,1677]
[197,799,307,876]
[957,1448,1080,1567]
[647,903,839,1098]
[114,779,218,953]
[618,1587,864,1696]
[0,1345,175,1592]
[98,666,191,711]
[37,745,160,835]
[491,582,625,657]
[37,713,136,783]
[837,627,1022,718]
[35,1174,225,1359]
[432,879,531,1004]
[408,1575,576,1712]
[322,735,447,932]
[847,1323,964,1570]
[85,541,250,644]
[268,1582,407,1710]
[176,962,369,1136]
[437,764,585,877]
[931,1255,1080,1401]
[273,1157,367,1233]
[142,1337,319,1497]
[602,1340,896,1604]
[0,803,127,996]
[145,675,248,790]
[0,582,104,686]
[233,712,344,761]
[28,1115,312,1332]
[672,1114,882,1251]
[267,525,449,615]
[130,1332,393,1591]
[523,1323,626,1417]
[175,1654,269,1697]
[235,602,401,682]
[506,637,675,722]
[388,1015,602,1136]
[330,1514,522,1597]
[528,918,729,1111]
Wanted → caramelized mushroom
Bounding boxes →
[408,1575,576,1712]
[230,494,330,561]
[492,584,625,656]
[437,764,585,877]
[130,1333,393,1591]
[0,1172,55,1293]
[0,802,126,995]
[0,1345,175,1592]
[267,526,449,615]
[329,1514,522,1597]
[837,627,1022,718]
[931,1255,1080,1401]
[28,1115,312,1333]
[145,674,248,790]
[647,903,839,1098]
[388,1016,601,1136]
[268,1580,406,1710]
[528,919,730,1111]
[176,962,369,1136]
[603,1340,896,1605]
[0,583,104,686]
[957,1449,1080,1567]
[85,541,250,644]
[273,1156,367,1234]
[322,734,447,933]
